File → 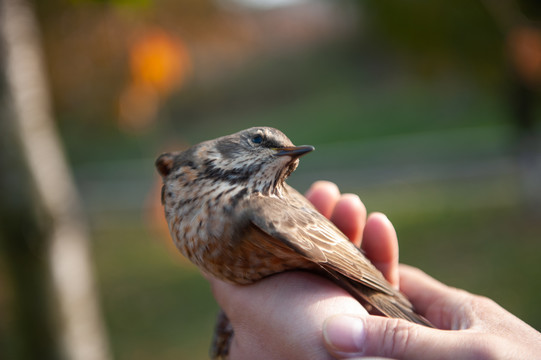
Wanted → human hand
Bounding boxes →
[323,264,541,359]
[208,180,401,359]
[209,180,541,359]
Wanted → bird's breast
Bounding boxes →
[166,180,315,283]
[167,180,245,266]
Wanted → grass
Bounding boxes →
[93,224,218,360]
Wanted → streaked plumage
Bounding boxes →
[155,127,431,359]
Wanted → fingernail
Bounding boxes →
[323,315,365,354]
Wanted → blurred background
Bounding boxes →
[1,0,541,359]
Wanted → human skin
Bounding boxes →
[207,181,541,360]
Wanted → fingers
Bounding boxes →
[306,181,366,247]
[305,181,341,219]
[397,265,452,311]
[306,181,398,285]
[323,314,477,360]
[397,264,472,329]
[322,271,541,360]
[330,194,366,247]
[361,213,399,288]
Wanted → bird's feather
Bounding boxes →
[245,185,432,326]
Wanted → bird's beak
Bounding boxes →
[274,145,315,158]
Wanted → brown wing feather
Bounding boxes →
[244,185,433,327]
[246,186,395,296]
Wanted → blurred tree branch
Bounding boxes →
[0,0,111,359]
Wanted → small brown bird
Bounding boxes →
[155,127,431,359]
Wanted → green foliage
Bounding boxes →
[362,0,504,81]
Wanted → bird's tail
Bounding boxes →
[365,290,433,327]
[210,309,233,359]
[338,277,434,328]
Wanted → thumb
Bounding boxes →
[323,314,470,360]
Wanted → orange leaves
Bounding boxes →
[130,29,191,95]
[119,28,191,133]
[507,26,541,86]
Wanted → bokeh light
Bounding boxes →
[119,28,191,133]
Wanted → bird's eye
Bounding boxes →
[252,134,263,144]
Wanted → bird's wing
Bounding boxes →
[244,186,396,296]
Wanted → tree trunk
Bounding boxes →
[0,0,112,359]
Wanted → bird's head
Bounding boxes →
[155,127,314,193]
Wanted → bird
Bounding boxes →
[155,126,432,359]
